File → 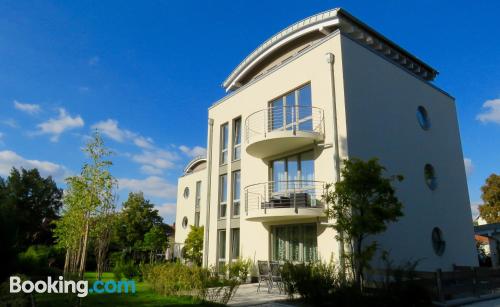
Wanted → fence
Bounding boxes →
[368,266,500,303]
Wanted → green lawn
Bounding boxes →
[33,272,222,307]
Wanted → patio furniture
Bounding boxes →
[269,261,283,294]
[257,260,272,293]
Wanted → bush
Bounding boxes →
[227,258,251,282]
[281,258,433,307]
[281,260,354,305]
[142,262,240,304]
[112,259,141,280]
[17,245,63,277]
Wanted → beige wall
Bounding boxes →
[174,169,206,245]
[178,27,477,272]
[206,32,345,267]
[340,34,478,270]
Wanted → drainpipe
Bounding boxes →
[326,52,345,273]
[203,118,214,267]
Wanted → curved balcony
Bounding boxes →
[245,106,324,158]
[244,180,326,222]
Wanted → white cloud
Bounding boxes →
[140,165,164,176]
[1,119,18,128]
[0,150,69,182]
[179,145,207,158]
[91,119,154,149]
[133,149,179,174]
[471,201,482,220]
[464,158,473,177]
[36,108,84,142]
[476,98,500,124]
[88,56,100,66]
[118,176,177,199]
[14,100,41,115]
[156,203,176,219]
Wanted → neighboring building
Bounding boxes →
[174,8,478,271]
[174,155,207,258]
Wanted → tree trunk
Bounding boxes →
[63,249,70,275]
[79,220,90,279]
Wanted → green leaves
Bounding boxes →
[478,174,500,223]
[183,225,204,266]
[323,158,404,289]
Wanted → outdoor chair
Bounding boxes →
[257,260,272,293]
[269,261,283,294]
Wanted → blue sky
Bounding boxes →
[0,0,498,223]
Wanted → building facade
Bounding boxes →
[174,8,478,271]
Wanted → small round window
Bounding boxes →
[182,217,188,229]
[432,227,445,256]
[183,187,190,199]
[417,106,430,130]
[424,164,437,190]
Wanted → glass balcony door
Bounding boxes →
[268,84,312,133]
[271,150,314,193]
[271,223,317,262]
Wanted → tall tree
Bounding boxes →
[323,158,404,291]
[4,168,62,249]
[54,132,116,279]
[118,192,163,259]
[143,225,168,263]
[478,174,500,223]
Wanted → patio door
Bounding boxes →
[271,223,317,262]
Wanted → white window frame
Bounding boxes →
[219,174,227,219]
[232,170,241,217]
[220,123,229,165]
[232,117,241,161]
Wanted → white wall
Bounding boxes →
[340,34,478,270]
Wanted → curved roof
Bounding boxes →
[222,8,437,91]
[183,155,207,175]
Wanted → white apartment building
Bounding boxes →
[174,8,478,272]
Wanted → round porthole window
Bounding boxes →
[424,164,437,190]
[432,227,446,256]
[417,106,430,130]
[182,217,188,229]
[183,187,190,199]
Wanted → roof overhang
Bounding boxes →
[222,8,438,92]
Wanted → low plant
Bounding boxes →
[112,259,141,280]
[142,262,242,304]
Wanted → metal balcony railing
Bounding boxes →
[244,180,326,216]
[245,106,325,144]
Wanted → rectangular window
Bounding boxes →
[269,84,312,133]
[231,228,240,260]
[271,224,317,262]
[220,123,229,165]
[233,118,241,161]
[219,174,227,218]
[195,181,202,209]
[232,171,241,217]
[217,230,226,272]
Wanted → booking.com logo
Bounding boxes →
[9,276,136,297]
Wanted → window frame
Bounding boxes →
[195,181,202,209]
[232,170,241,217]
[231,228,240,261]
[232,117,242,161]
[270,150,315,192]
[220,123,229,165]
[268,83,312,133]
[217,230,227,272]
[218,174,228,219]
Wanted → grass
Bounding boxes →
[33,272,223,307]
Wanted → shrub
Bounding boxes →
[227,258,251,282]
[112,259,141,280]
[142,262,240,304]
[17,245,63,277]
